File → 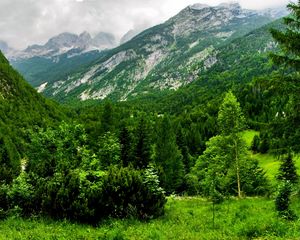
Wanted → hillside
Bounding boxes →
[12,3,286,103]
[0,50,64,154]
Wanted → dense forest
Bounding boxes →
[0,1,300,239]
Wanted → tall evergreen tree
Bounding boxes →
[155,116,184,193]
[269,1,300,153]
[134,116,151,169]
[270,1,300,70]
[101,101,115,133]
[277,153,298,183]
[119,125,133,167]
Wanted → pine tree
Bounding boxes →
[270,1,300,70]
[119,125,133,167]
[277,153,298,183]
[134,116,151,169]
[269,1,300,153]
[101,101,115,133]
[155,116,184,193]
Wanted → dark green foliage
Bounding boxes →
[268,1,300,153]
[101,101,115,133]
[155,116,184,194]
[277,154,298,183]
[259,134,270,154]
[0,135,20,183]
[275,181,295,220]
[100,166,166,220]
[270,1,300,70]
[134,116,152,169]
[119,125,133,167]
[251,135,260,153]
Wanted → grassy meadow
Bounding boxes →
[1,197,300,239]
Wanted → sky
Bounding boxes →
[0,0,294,50]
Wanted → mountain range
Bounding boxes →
[2,3,288,103]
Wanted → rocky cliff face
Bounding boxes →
[12,3,288,103]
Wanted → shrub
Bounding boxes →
[99,166,166,220]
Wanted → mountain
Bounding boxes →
[13,3,287,103]
[142,18,284,115]
[11,31,117,60]
[120,28,144,44]
[93,32,117,50]
[8,31,116,88]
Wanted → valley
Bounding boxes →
[0,1,300,239]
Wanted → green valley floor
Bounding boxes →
[1,197,300,240]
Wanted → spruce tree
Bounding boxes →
[277,153,298,183]
[134,116,151,169]
[155,116,184,193]
[101,101,115,133]
[270,1,300,153]
[270,1,300,70]
[119,125,133,167]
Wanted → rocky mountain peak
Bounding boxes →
[217,2,241,9]
[189,3,210,10]
[46,32,78,49]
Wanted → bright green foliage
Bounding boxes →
[155,116,184,193]
[27,122,87,177]
[193,93,269,197]
[218,91,246,135]
[98,132,121,168]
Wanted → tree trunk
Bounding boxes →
[235,139,241,198]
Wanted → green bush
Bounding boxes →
[99,166,166,220]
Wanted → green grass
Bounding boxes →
[1,197,300,239]
[242,130,300,182]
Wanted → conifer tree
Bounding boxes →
[155,116,184,193]
[270,1,300,70]
[134,116,151,169]
[270,1,300,153]
[277,153,298,183]
[101,101,115,133]
[119,125,133,167]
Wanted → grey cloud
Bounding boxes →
[0,0,294,49]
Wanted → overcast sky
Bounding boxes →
[0,0,294,49]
